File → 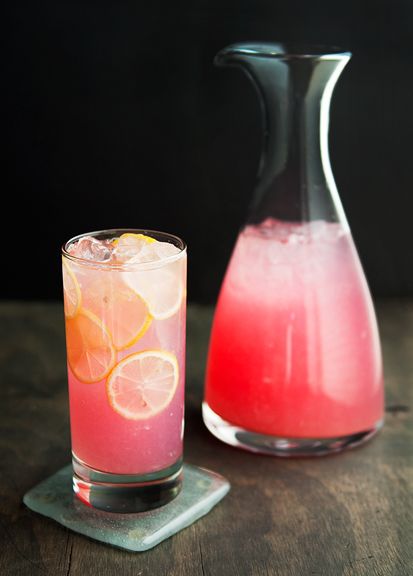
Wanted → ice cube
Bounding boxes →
[68,236,113,262]
[113,236,151,263]
[124,243,156,263]
[152,241,181,259]
[114,237,181,264]
[308,220,328,239]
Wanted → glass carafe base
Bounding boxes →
[72,455,183,513]
[202,403,383,457]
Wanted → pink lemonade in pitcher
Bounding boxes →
[204,219,383,441]
[204,43,384,455]
[62,231,186,491]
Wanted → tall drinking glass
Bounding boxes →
[61,229,186,512]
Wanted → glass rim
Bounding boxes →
[61,228,187,271]
[216,42,351,61]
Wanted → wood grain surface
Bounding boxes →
[0,300,412,576]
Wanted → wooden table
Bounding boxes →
[0,300,412,575]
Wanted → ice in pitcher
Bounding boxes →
[205,219,383,438]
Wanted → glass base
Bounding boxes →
[72,455,183,513]
[202,402,383,457]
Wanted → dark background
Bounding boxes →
[4,0,413,303]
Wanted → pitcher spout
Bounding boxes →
[214,43,351,225]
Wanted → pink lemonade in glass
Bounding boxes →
[62,230,186,512]
[204,219,384,451]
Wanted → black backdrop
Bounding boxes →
[4,0,413,303]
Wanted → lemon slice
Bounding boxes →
[113,233,156,247]
[62,259,81,318]
[106,350,179,420]
[81,274,152,350]
[126,266,185,319]
[65,308,116,383]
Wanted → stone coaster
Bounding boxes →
[23,463,230,552]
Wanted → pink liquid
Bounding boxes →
[68,312,185,475]
[66,253,186,476]
[205,219,384,438]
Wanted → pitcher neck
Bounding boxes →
[215,44,351,225]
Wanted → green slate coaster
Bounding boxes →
[23,463,230,552]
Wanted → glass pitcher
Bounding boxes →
[203,43,384,456]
